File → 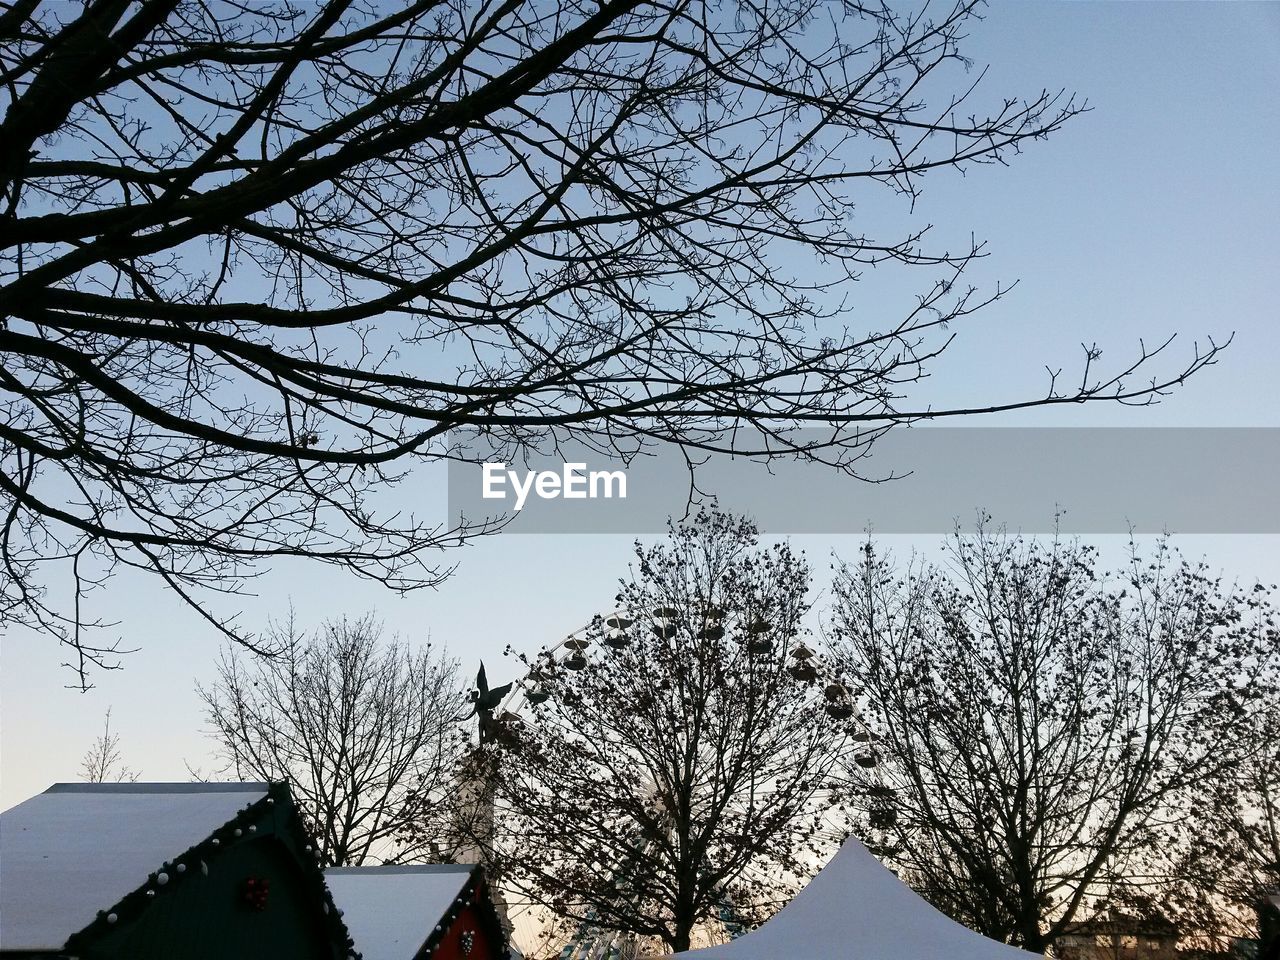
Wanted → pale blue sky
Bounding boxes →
[3,1,1278,808]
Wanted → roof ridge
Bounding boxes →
[44,782,270,794]
[325,863,478,875]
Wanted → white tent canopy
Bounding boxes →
[683,839,1037,960]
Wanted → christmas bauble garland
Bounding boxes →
[64,783,361,960]
[414,869,513,960]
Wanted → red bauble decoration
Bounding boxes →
[241,876,270,911]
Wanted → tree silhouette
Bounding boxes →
[199,613,466,866]
[0,0,1222,680]
[470,510,852,953]
[829,526,1279,953]
[79,706,139,782]
[1160,701,1280,948]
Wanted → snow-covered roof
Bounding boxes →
[0,782,269,952]
[681,838,1038,960]
[324,864,477,960]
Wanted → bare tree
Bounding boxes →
[79,706,139,782]
[199,613,466,866]
[469,510,852,953]
[0,0,1224,682]
[828,525,1279,953]
[1160,701,1280,948]
[1213,705,1280,900]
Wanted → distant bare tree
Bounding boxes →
[199,614,466,866]
[471,510,852,953]
[829,525,1279,953]
[0,0,1224,684]
[79,706,139,782]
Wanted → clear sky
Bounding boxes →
[2,1,1278,808]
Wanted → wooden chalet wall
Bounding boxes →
[59,784,354,960]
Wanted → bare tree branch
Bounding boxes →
[462,509,853,953]
[79,706,140,782]
[829,523,1280,952]
[198,611,467,866]
[0,0,1225,682]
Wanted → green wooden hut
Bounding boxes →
[0,782,357,960]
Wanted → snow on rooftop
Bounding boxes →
[0,782,268,951]
[324,864,476,960]
[682,838,1038,960]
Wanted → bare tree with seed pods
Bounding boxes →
[199,613,467,866]
[0,0,1225,684]
[828,524,1280,954]
[457,510,853,954]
